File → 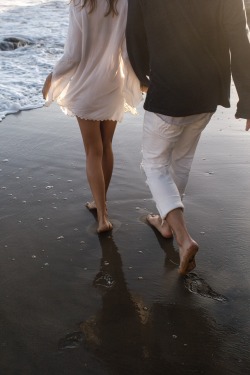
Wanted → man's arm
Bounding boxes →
[126,0,150,87]
[246,119,250,131]
[223,0,250,125]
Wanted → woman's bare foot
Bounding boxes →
[86,201,108,214]
[178,240,199,275]
[97,219,113,233]
[146,214,173,238]
[86,201,97,210]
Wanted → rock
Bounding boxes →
[0,36,35,51]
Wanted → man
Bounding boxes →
[126,0,250,275]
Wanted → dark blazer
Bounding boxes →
[126,0,250,119]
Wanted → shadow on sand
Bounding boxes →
[58,232,229,375]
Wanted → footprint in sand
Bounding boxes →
[184,273,228,302]
[93,271,115,290]
[58,331,84,350]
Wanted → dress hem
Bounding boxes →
[60,105,124,122]
[57,100,138,122]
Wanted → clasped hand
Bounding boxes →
[42,73,52,100]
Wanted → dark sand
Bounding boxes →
[1,92,250,374]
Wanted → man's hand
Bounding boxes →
[246,119,250,131]
[140,85,148,94]
[42,73,52,100]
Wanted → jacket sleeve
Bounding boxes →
[126,0,150,87]
[223,0,250,118]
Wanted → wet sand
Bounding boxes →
[1,94,250,374]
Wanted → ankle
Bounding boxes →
[174,230,193,247]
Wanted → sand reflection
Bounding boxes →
[58,233,231,374]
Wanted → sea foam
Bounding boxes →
[0,0,68,121]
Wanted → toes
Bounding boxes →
[146,214,173,239]
[146,214,153,221]
[86,201,97,210]
[97,221,113,233]
[146,213,159,224]
[179,258,196,275]
[187,259,196,273]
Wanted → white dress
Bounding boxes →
[46,0,142,122]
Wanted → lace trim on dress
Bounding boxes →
[58,100,138,122]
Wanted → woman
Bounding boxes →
[42,0,142,233]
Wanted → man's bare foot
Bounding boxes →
[178,240,199,275]
[86,201,97,210]
[146,214,173,238]
[97,219,113,234]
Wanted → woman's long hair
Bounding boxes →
[71,0,118,16]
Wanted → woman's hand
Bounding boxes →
[42,73,52,100]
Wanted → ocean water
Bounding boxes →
[0,2,249,123]
[0,0,68,121]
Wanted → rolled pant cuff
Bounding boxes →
[158,202,184,220]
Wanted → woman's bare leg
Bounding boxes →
[100,120,117,194]
[77,118,112,233]
[86,120,117,210]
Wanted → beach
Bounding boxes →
[1,96,250,374]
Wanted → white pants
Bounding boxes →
[142,111,212,219]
